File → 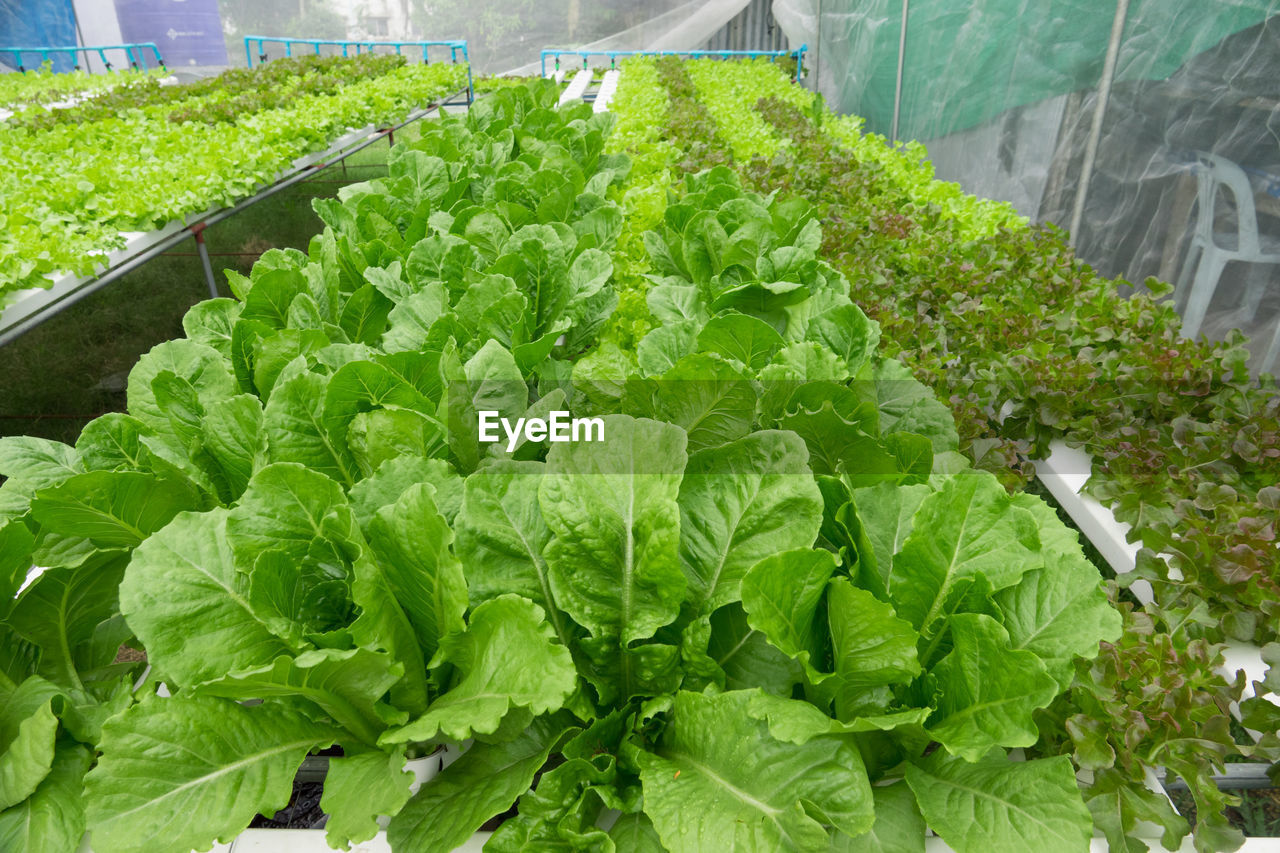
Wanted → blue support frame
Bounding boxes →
[538,45,807,81]
[0,42,164,73]
[243,36,473,101]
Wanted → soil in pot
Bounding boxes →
[249,746,346,830]
[250,782,327,830]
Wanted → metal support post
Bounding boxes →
[191,224,219,299]
[891,0,909,142]
[1068,0,1130,248]
[814,0,823,89]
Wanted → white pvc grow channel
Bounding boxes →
[557,68,594,106]
[1035,440,1277,710]
[593,69,622,112]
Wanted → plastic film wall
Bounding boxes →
[774,0,1280,371]
[218,0,728,74]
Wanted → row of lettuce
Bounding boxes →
[7,54,414,132]
[0,64,169,110]
[600,56,1280,852]
[0,55,468,306]
[646,56,1280,647]
[0,80,1128,852]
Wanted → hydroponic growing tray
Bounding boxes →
[0,93,467,347]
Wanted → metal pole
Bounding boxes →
[192,226,219,299]
[814,0,822,91]
[72,6,87,66]
[1068,0,1130,248]
[891,0,909,142]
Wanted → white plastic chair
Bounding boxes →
[1174,151,1280,350]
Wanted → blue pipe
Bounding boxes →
[538,45,807,79]
[0,42,163,73]
[244,36,468,69]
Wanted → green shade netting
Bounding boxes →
[774,0,1277,139]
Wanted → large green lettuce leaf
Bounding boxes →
[29,471,203,548]
[822,579,922,720]
[197,648,402,748]
[905,751,1092,852]
[705,603,802,694]
[540,415,686,701]
[740,548,837,677]
[635,690,874,851]
[887,473,1041,653]
[86,696,337,853]
[381,595,575,743]
[485,708,638,851]
[0,741,91,853]
[994,497,1122,689]
[0,692,57,810]
[263,369,357,486]
[387,714,574,852]
[7,552,129,701]
[831,782,924,853]
[366,483,468,664]
[455,459,573,646]
[677,430,822,614]
[319,747,415,849]
[120,509,292,686]
[924,614,1059,761]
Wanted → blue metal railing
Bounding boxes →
[539,45,807,80]
[0,43,164,73]
[244,37,472,101]
[245,36,467,67]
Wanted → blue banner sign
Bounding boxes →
[0,0,78,71]
[113,0,227,67]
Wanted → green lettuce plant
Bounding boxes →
[0,63,166,111]
[0,78,1124,853]
[651,55,1278,853]
[0,58,468,305]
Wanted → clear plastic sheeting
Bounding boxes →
[774,0,1280,371]
[215,0,755,74]
[504,0,753,76]
[216,1,740,74]
[705,0,790,52]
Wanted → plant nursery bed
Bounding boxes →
[0,55,469,312]
[1035,440,1278,710]
[0,94,465,346]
